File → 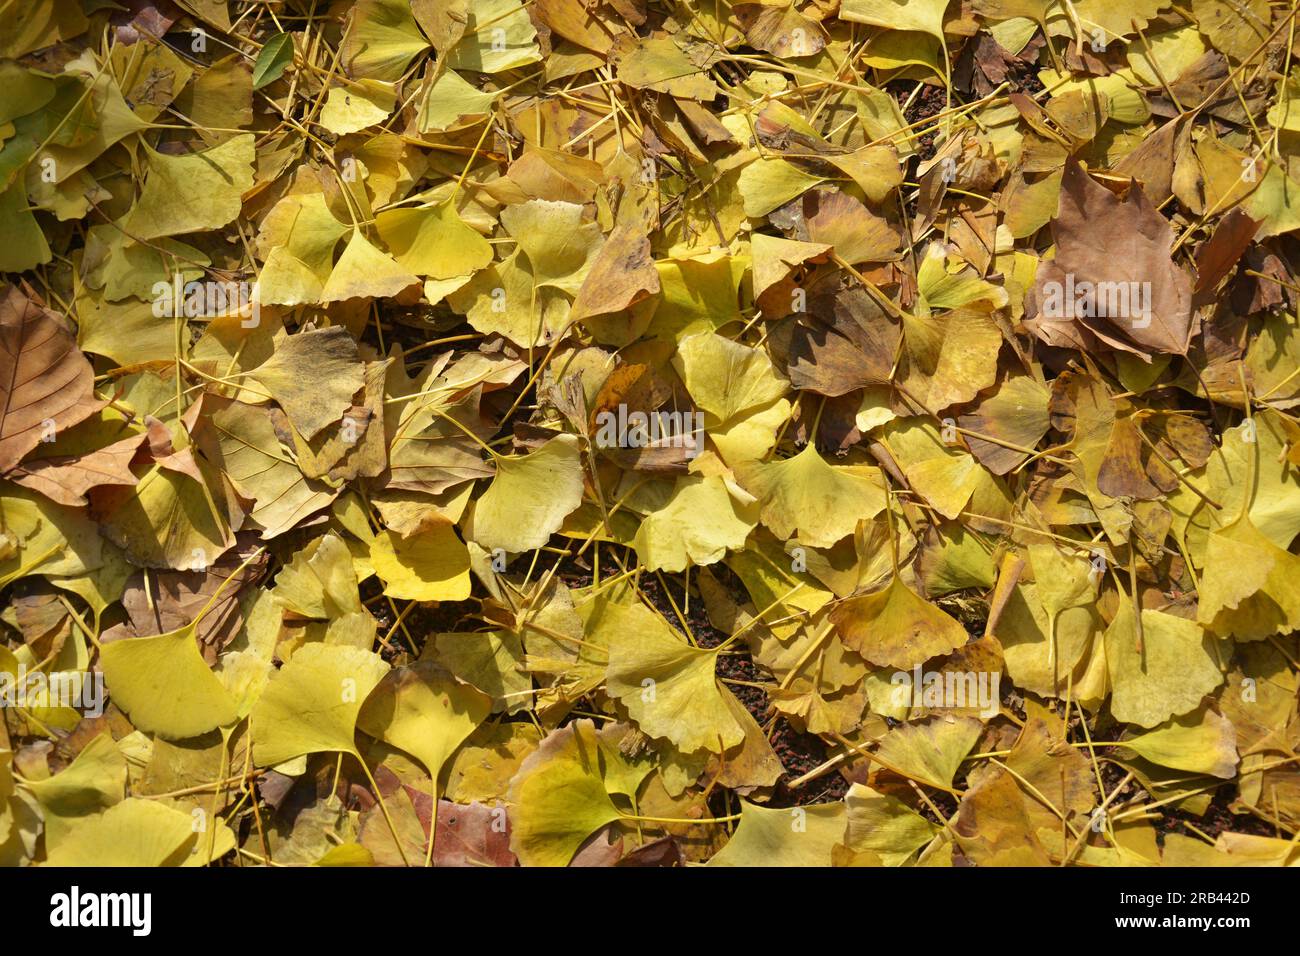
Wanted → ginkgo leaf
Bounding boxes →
[506,720,624,867]
[840,0,949,40]
[674,332,791,467]
[418,70,495,132]
[468,435,584,553]
[570,225,660,321]
[100,622,240,739]
[374,203,492,280]
[42,798,198,867]
[246,327,364,441]
[208,399,337,537]
[340,0,432,80]
[616,36,720,101]
[1204,414,1300,548]
[500,200,604,295]
[841,783,938,865]
[751,234,832,316]
[253,193,350,306]
[96,459,235,570]
[22,733,124,847]
[321,229,419,302]
[1105,604,1223,728]
[708,799,846,866]
[957,376,1052,475]
[274,532,362,618]
[632,475,757,572]
[122,134,256,240]
[899,307,1003,414]
[738,158,826,218]
[831,574,969,670]
[250,643,390,765]
[444,0,540,73]
[605,602,745,754]
[875,716,983,790]
[357,661,491,784]
[884,419,983,520]
[320,80,396,135]
[1196,511,1300,640]
[738,444,886,548]
[369,525,471,601]
[1119,707,1239,779]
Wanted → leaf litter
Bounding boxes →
[0,0,1299,868]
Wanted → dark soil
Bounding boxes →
[887,80,947,161]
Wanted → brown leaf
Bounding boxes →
[101,536,267,662]
[1028,160,1195,358]
[570,224,660,320]
[767,285,900,396]
[0,284,102,474]
[1193,206,1261,296]
[433,800,518,867]
[8,432,145,506]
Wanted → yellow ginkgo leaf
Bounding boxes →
[884,419,983,520]
[840,0,949,41]
[253,193,349,306]
[841,783,938,866]
[899,307,1003,415]
[369,525,471,601]
[632,475,757,572]
[339,0,432,80]
[122,134,255,240]
[100,623,239,740]
[1197,512,1300,640]
[875,716,983,790]
[246,327,364,441]
[444,0,540,73]
[374,202,492,280]
[1105,604,1223,729]
[357,661,490,785]
[708,799,846,866]
[831,574,968,670]
[42,798,197,867]
[320,229,419,302]
[500,200,604,295]
[22,733,124,847]
[506,720,624,867]
[250,643,390,766]
[273,531,363,619]
[1119,707,1239,779]
[468,435,584,553]
[319,80,396,135]
[738,444,886,549]
[604,602,745,754]
[674,332,791,467]
[737,158,826,218]
[751,234,831,314]
[417,69,496,132]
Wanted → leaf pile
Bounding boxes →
[2,0,1300,867]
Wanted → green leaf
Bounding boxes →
[252,34,294,90]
